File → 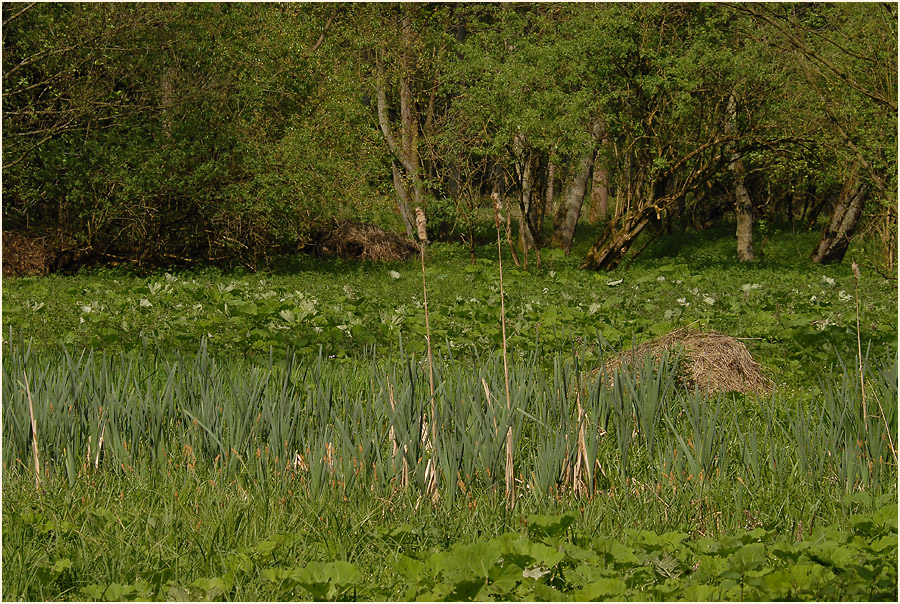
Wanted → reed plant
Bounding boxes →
[414,207,438,501]
[3,334,895,510]
[491,193,516,508]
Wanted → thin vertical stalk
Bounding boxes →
[416,208,438,501]
[574,388,590,496]
[23,370,41,493]
[493,194,516,508]
[852,262,868,432]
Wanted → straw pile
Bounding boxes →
[316,221,418,262]
[603,327,772,395]
[2,231,54,277]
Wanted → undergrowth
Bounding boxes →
[2,226,897,601]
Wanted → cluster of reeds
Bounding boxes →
[4,333,896,504]
[4,234,895,506]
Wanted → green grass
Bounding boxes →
[3,468,896,600]
[3,225,896,388]
[2,224,897,600]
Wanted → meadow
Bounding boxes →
[2,225,897,601]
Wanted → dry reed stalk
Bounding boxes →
[492,195,516,508]
[95,420,105,469]
[574,389,590,496]
[416,208,438,501]
[852,262,868,430]
[23,370,41,493]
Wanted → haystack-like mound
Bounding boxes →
[603,327,772,395]
[2,231,54,277]
[317,222,418,262]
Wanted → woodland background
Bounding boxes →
[2,2,897,273]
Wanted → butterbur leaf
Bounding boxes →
[527,513,575,540]
[741,527,773,544]
[593,537,639,566]
[449,578,486,601]
[290,561,359,600]
[191,576,231,599]
[503,536,565,570]
[560,542,600,564]
[574,577,627,600]
[807,543,860,570]
[261,567,293,583]
[102,583,137,601]
[394,555,426,583]
[872,504,898,529]
[869,534,898,553]
[681,583,721,601]
[80,585,106,600]
[459,541,502,580]
[488,562,524,592]
[770,541,803,562]
[532,582,568,601]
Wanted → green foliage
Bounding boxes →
[3,471,895,602]
[392,506,897,601]
[2,3,393,269]
[4,4,894,270]
[3,228,895,385]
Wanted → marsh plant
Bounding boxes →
[3,336,896,509]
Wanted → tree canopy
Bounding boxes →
[3,2,896,272]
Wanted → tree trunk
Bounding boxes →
[519,152,536,252]
[580,210,652,271]
[551,150,595,254]
[545,160,556,216]
[375,20,424,241]
[810,179,867,264]
[727,93,754,262]
[734,175,755,262]
[589,138,609,224]
[390,162,416,238]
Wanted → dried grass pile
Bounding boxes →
[317,222,418,262]
[2,231,54,277]
[603,327,773,395]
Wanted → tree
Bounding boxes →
[580,5,745,270]
[3,3,383,269]
[444,4,610,268]
[735,3,898,268]
[727,93,755,262]
[550,121,603,254]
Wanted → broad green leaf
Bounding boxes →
[573,577,627,601]
[395,555,426,583]
[527,513,575,540]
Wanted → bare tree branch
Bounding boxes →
[2,2,37,29]
[302,9,337,58]
[728,2,897,111]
